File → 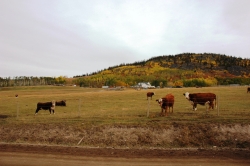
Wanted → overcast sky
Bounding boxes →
[1,0,250,78]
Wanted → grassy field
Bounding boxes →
[0,85,249,126]
[0,85,250,148]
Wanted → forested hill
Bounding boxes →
[73,53,250,87]
[145,53,250,76]
[77,53,250,77]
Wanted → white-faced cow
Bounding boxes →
[56,100,66,106]
[147,92,155,100]
[183,92,216,111]
[156,94,174,116]
[35,101,56,115]
[247,87,250,93]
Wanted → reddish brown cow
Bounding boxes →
[147,92,155,100]
[247,87,250,93]
[156,94,174,116]
[183,92,216,111]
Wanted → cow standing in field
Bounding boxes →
[183,92,216,111]
[56,100,66,106]
[156,94,174,116]
[247,87,250,93]
[35,101,56,115]
[147,92,155,100]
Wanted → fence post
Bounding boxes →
[217,95,219,116]
[16,96,19,118]
[147,99,150,117]
[78,98,81,117]
[206,102,208,114]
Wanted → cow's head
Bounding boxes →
[51,100,56,107]
[183,92,190,100]
[156,98,163,106]
[61,100,66,106]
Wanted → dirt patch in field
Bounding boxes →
[0,123,249,149]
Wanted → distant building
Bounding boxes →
[137,82,155,89]
[102,86,109,89]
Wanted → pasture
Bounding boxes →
[0,85,249,126]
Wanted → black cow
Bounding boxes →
[56,100,66,106]
[35,101,56,115]
[183,92,216,111]
[247,87,250,93]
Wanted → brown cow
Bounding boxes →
[247,87,250,93]
[183,92,216,111]
[156,94,174,116]
[147,92,155,100]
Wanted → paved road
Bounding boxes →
[1,152,250,166]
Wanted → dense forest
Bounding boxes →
[1,53,250,87]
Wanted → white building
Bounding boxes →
[137,82,155,89]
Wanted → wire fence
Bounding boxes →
[1,85,249,121]
[5,93,249,121]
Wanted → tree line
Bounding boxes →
[0,76,67,87]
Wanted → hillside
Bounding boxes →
[1,53,249,87]
[74,53,250,87]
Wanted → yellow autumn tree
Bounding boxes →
[55,76,66,84]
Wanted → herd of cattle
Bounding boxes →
[147,91,217,116]
[35,87,250,116]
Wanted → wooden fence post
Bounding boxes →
[16,96,19,118]
[217,95,219,116]
[147,99,150,117]
[78,98,81,117]
[206,102,208,114]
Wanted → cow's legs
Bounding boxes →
[209,101,214,110]
[35,108,40,115]
[193,103,197,111]
[165,107,168,116]
[161,107,166,116]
